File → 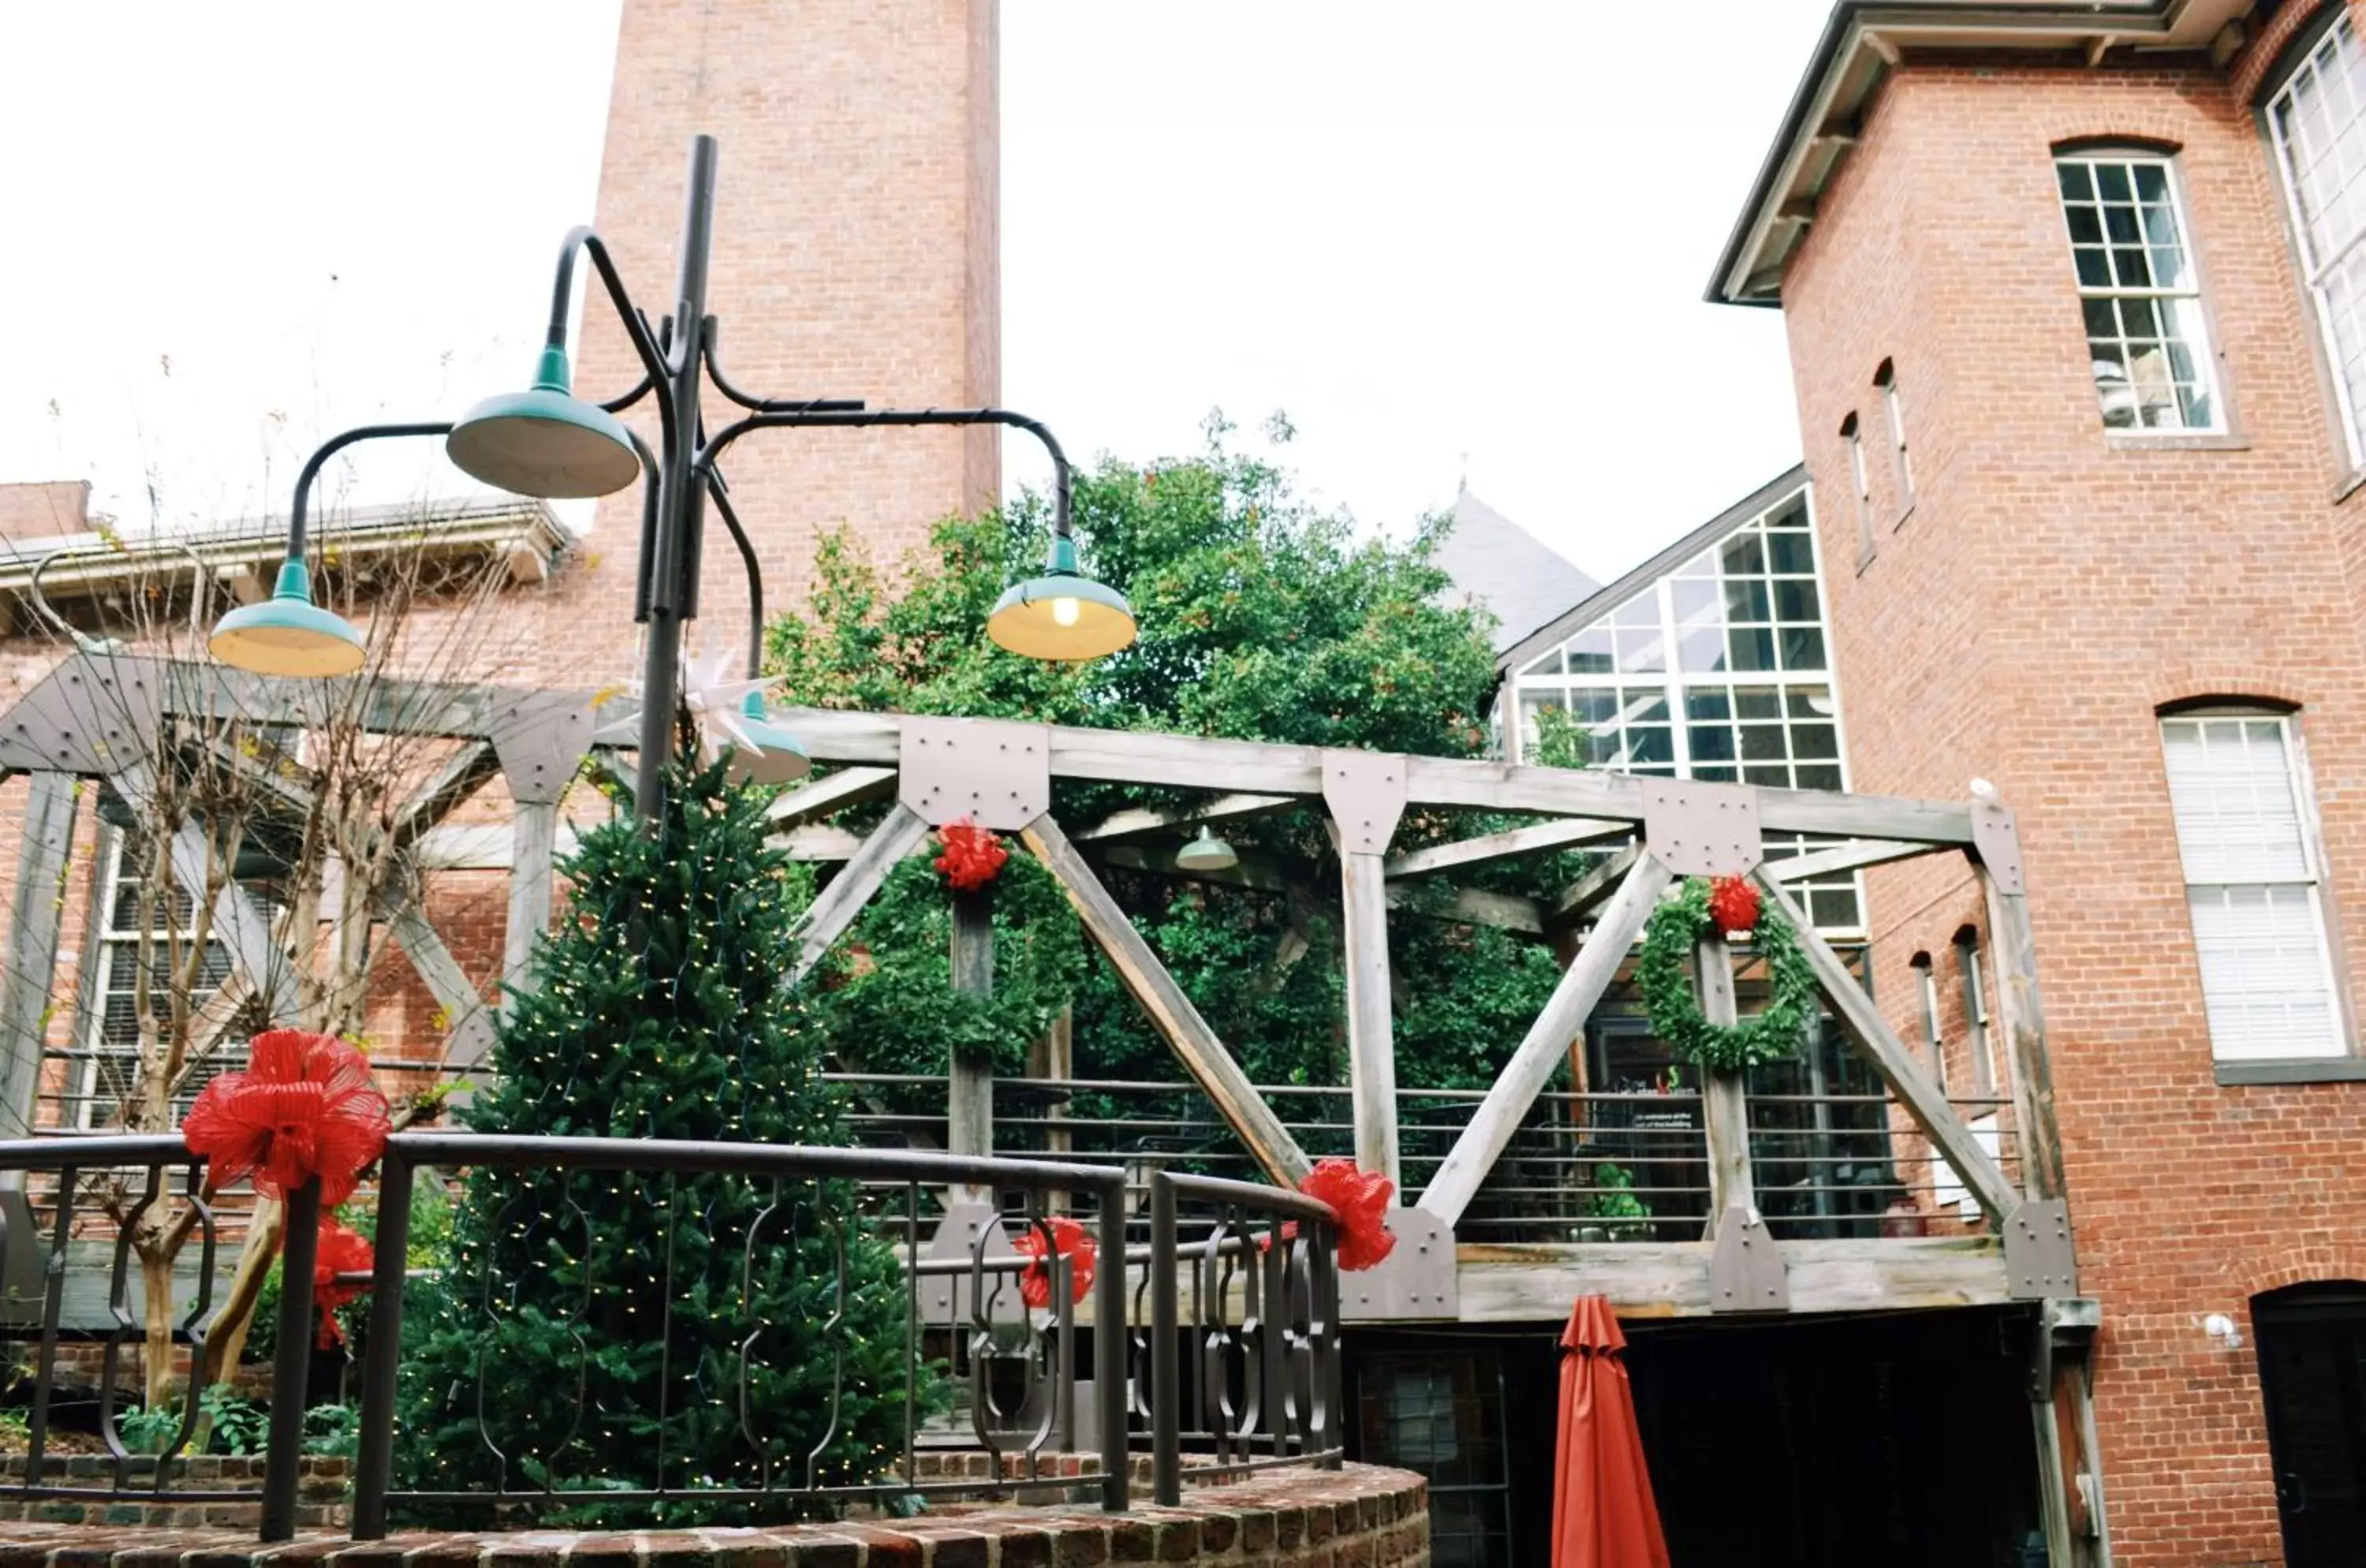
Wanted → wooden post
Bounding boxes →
[501,800,558,1018]
[1419,853,1671,1227]
[949,887,994,1203]
[0,775,76,1139]
[1338,846,1400,1188]
[1021,812,1312,1186]
[1982,868,2066,1202]
[1696,929,1756,1239]
[385,898,498,1071]
[1032,1004,1074,1213]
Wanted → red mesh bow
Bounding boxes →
[181,1030,390,1206]
[935,818,1008,893]
[1012,1215,1096,1309]
[308,1218,376,1348]
[1299,1158,1398,1272]
[1707,875,1762,937]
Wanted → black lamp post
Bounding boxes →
[208,134,1134,823]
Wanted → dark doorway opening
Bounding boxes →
[1345,1307,2040,1568]
[2254,1282,2366,1567]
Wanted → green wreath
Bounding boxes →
[1636,876,1819,1072]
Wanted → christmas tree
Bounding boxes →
[397,755,911,1524]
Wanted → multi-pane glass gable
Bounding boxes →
[1504,483,1860,929]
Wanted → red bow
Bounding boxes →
[1707,875,1762,937]
[307,1218,376,1348]
[934,818,1008,893]
[1012,1215,1096,1309]
[1299,1158,1398,1272]
[181,1030,390,1206]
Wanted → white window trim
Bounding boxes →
[1843,416,1875,558]
[2160,710,2348,1062]
[1879,371,1913,506]
[2266,13,2366,468]
[2054,150,2227,436]
[74,829,241,1129]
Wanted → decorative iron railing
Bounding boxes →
[0,1133,1346,1543]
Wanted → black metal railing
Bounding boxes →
[0,1132,1347,1543]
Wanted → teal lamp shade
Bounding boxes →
[724,692,812,786]
[986,535,1136,661]
[446,346,643,499]
[207,560,366,678]
[1176,827,1238,873]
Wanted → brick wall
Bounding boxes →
[1775,7,2366,1562]
[557,0,1004,693]
[0,1462,1427,1568]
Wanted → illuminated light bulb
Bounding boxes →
[1051,595,1081,627]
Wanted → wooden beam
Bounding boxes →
[1407,885,1544,936]
[1697,930,1756,1237]
[786,805,931,988]
[1768,837,1949,883]
[390,741,501,853]
[1452,1235,2010,1321]
[1383,817,1629,880]
[1095,842,1543,934]
[1071,793,1293,846]
[949,887,995,1204]
[1338,846,1399,1187]
[1752,867,2018,1222]
[763,765,898,829]
[501,801,558,1018]
[1021,812,1312,1187]
[1983,869,2066,1202]
[1420,853,1674,1226]
[0,775,76,1138]
[769,824,866,861]
[765,707,1980,848]
[1546,844,1643,929]
[384,898,498,1070]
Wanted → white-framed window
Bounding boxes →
[1931,1112,2001,1217]
[73,830,241,1128]
[1875,360,1913,508]
[2054,151,2222,431]
[1842,413,1874,556]
[2160,712,2345,1061]
[1509,484,1862,932]
[2267,13,2366,466]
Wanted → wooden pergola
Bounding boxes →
[0,655,2108,1555]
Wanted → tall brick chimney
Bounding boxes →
[566,0,1002,678]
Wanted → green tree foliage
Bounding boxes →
[397,759,908,1524]
[772,431,1577,1146]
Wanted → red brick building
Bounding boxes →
[1712,2,2366,1562]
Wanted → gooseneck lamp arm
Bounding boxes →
[285,423,454,564]
[699,405,1075,540]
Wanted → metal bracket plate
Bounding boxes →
[898,717,1051,831]
[487,691,598,805]
[1971,799,2026,895]
[1642,779,1762,877]
[2005,1197,2077,1298]
[1707,1205,1789,1312]
[1338,1208,1457,1320]
[1321,751,1409,855]
[919,1201,1029,1324]
[0,655,163,775]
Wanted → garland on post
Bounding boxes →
[1636,875,1819,1072]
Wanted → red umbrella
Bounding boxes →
[1551,1295,1670,1568]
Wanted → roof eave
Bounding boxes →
[1707,1,2244,308]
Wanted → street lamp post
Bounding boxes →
[208,134,1134,823]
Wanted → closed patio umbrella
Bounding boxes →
[1551,1294,1670,1568]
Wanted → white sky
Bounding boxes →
[0,1,1831,584]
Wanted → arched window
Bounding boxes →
[2054,146,2222,433]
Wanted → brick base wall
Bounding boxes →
[0,1463,1426,1568]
